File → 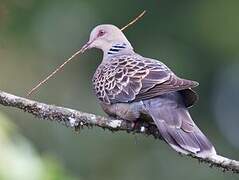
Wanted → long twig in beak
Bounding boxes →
[26,45,88,97]
[27,10,147,97]
[120,10,146,31]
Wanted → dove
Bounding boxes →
[83,24,216,158]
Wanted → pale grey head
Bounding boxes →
[83,24,133,58]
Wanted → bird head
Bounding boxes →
[26,25,135,96]
[82,24,133,56]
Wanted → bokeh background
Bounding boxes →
[0,0,239,179]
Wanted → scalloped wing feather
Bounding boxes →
[93,54,198,105]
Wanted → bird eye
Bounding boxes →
[97,29,106,37]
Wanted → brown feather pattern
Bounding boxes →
[92,54,198,105]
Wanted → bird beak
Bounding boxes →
[81,37,97,53]
[81,42,91,53]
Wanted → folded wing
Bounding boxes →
[93,54,198,107]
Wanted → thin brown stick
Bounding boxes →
[120,10,146,31]
[27,10,147,97]
[26,49,84,97]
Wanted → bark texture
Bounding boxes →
[0,90,238,173]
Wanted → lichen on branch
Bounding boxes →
[0,90,238,173]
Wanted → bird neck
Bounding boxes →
[103,42,134,60]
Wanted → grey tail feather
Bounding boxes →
[143,99,216,158]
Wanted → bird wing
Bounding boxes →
[93,54,198,105]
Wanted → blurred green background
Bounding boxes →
[0,0,239,179]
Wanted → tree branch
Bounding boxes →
[0,90,238,173]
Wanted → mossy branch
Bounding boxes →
[0,90,238,173]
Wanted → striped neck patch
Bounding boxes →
[107,43,127,55]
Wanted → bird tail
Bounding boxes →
[143,98,216,158]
